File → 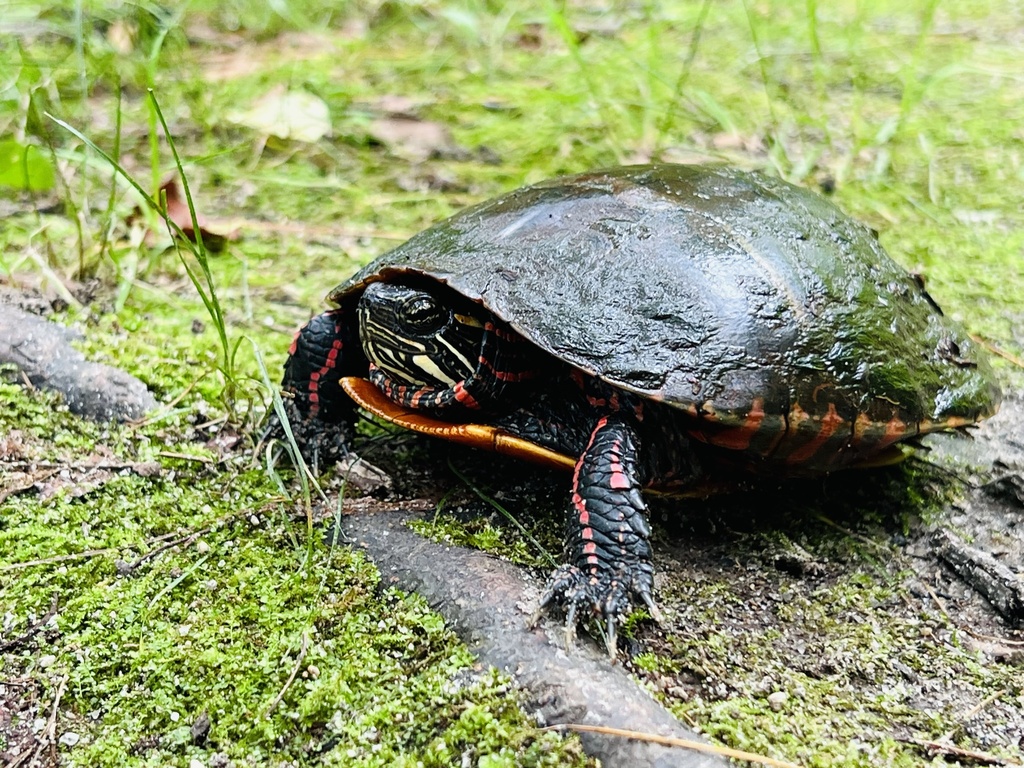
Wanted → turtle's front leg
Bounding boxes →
[537,413,659,656]
[270,309,365,472]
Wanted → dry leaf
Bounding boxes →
[128,177,238,251]
[228,85,332,143]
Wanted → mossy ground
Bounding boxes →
[2,1,1023,766]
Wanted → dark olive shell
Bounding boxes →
[330,165,1000,466]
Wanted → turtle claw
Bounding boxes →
[604,614,617,660]
[534,563,656,657]
[640,588,664,625]
[564,602,579,648]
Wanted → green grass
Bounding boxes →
[2,0,1022,765]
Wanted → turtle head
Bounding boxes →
[357,281,485,388]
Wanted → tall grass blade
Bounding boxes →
[655,0,713,151]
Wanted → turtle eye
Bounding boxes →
[403,295,447,334]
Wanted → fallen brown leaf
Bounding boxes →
[137,177,239,251]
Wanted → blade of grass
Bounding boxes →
[741,0,784,166]
[654,0,713,152]
[543,1,625,163]
[149,92,233,389]
[250,339,332,570]
[48,94,237,412]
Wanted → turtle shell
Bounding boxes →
[330,164,1000,468]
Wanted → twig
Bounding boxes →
[3,511,245,573]
[811,513,891,552]
[965,631,1024,648]
[156,450,218,464]
[118,525,214,574]
[38,672,69,766]
[193,415,229,431]
[909,737,1021,766]
[1,530,178,572]
[0,459,159,472]
[938,689,1007,744]
[543,723,804,768]
[923,580,950,614]
[264,631,310,718]
[922,580,1024,654]
[971,335,1024,369]
[2,546,129,572]
[0,594,59,653]
[130,372,206,427]
[7,744,34,768]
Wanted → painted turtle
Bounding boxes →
[278,164,1000,652]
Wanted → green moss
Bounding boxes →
[640,566,1022,767]
[0,385,588,767]
[408,515,542,568]
[2,0,1021,764]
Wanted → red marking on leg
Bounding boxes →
[607,438,630,490]
[572,417,608,494]
[571,418,610,559]
[325,340,342,367]
[480,357,532,382]
[298,331,347,419]
[572,492,589,525]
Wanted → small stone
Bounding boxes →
[767,691,789,712]
[38,654,57,669]
[191,710,211,745]
[196,540,210,554]
[189,759,204,768]
[170,711,180,722]
[58,731,80,747]
[336,454,393,495]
